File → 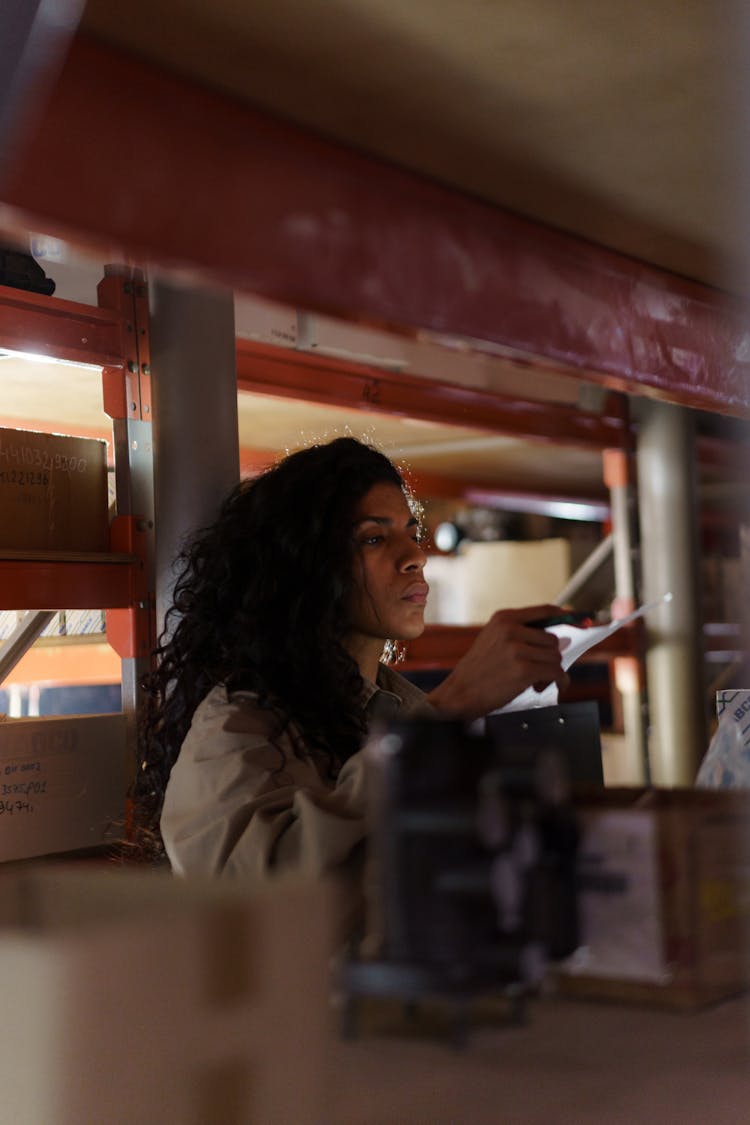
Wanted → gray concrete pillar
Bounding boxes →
[149,280,239,638]
[603,448,648,784]
[636,400,706,785]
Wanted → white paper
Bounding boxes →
[495,592,673,713]
[559,809,670,983]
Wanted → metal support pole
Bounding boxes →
[149,281,239,639]
[603,448,648,784]
[99,266,155,769]
[554,533,612,606]
[636,401,705,785]
[0,610,55,687]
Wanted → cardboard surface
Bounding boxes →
[0,428,109,551]
[0,713,126,861]
[0,870,332,1124]
[461,538,570,620]
[424,538,571,625]
[559,788,750,1008]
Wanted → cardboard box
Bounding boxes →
[0,713,127,862]
[0,869,332,1124]
[558,788,750,1009]
[424,539,570,625]
[0,428,109,551]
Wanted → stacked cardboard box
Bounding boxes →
[424,538,571,625]
[0,713,127,862]
[0,427,109,552]
[558,788,750,1009]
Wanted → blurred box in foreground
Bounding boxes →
[0,869,332,1124]
[0,713,127,862]
[0,427,109,551]
[558,788,750,1009]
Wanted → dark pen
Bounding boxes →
[527,611,594,629]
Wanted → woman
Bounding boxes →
[136,436,567,894]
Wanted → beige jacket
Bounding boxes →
[160,663,432,884]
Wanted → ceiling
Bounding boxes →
[80,0,736,290]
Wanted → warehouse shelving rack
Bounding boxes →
[0,29,748,787]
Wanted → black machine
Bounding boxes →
[0,246,55,295]
[341,708,599,1042]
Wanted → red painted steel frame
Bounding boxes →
[236,340,628,449]
[0,557,135,610]
[4,35,750,417]
[0,518,144,612]
[0,282,126,367]
[98,271,152,421]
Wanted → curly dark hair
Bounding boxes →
[132,436,410,846]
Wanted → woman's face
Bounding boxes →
[345,481,429,676]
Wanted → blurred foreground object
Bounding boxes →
[0,869,332,1124]
[342,716,582,1041]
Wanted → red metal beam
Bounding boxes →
[236,340,628,450]
[695,433,750,479]
[236,448,609,512]
[401,471,608,509]
[0,516,146,611]
[3,36,749,416]
[0,282,126,367]
[0,557,135,610]
[239,446,276,477]
[3,642,121,688]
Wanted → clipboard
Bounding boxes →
[485,700,603,785]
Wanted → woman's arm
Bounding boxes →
[160,687,368,881]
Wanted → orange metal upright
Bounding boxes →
[98,268,156,734]
[602,445,648,781]
[98,268,151,443]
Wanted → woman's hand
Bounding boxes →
[426,605,570,720]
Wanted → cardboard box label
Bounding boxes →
[563,809,671,984]
[0,428,109,552]
[0,713,126,860]
[697,690,750,789]
[561,789,750,1005]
